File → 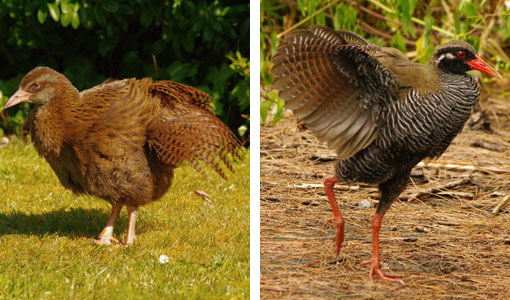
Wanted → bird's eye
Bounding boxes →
[456,51,466,59]
[31,82,40,89]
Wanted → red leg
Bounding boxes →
[324,176,344,255]
[361,213,403,283]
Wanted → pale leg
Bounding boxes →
[92,203,122,245]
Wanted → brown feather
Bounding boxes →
[8,66,241,244]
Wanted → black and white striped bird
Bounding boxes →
[271,25,501,283]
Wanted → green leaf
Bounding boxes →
[47,3,60,22]
[61,12,72,27]
[391,30,407,53]
[61,2,71,14]
[204,26,213,41]
[37,9,47,24]
[344,6,358,30]
[272,97,284,126]
[98,38,117,56]
[424,14,434,37]
[212,22,222,32]
[140,9,152,27]
[333,5,343,30]
[182,32,195,53]
[315,12,326,26]
[102,0,119,13]
[260,100,272,123]
[237,125,247,137]
[71,11,80,29]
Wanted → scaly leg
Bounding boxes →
[361,213,403,283]
[324,175,345,255]
[91,203,122,245]
[123,205,139,245]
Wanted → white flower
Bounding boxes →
[506,1,510,11]
[159,254,169,264]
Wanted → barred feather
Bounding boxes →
[273,26,485,214]
[149,80,214,111]
[148,84,241,179]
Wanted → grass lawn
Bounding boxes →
[0,138,250,299]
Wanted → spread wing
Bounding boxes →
[149,80,214,111]
[148,81,241,178]
[272,25,400,159]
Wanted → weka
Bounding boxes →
[3,67,241,246]
[271,25,500,282]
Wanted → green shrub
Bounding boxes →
[0,0,249,142]
[261,0,510,125]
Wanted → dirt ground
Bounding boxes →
[260,86,510,299]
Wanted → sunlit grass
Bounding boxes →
[0,139,250,299]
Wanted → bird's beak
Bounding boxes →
[467,55,502,78]
[3,89,32,110]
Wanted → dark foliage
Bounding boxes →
[0,0,249,142]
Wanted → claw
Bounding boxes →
[91,237,120,246]
[361,258,403,283]
[362,213,404,284]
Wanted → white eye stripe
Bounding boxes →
[438,52,456,62]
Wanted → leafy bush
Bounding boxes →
[261,0,510,124]
[0,0,249,143]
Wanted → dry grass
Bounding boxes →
[260,88,510,299]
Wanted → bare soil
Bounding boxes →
[260,87,510,299]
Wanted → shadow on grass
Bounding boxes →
[0,207,128,238]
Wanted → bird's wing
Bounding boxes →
[272,25,401,159]
[147,82,241,178]
[149,80,214,111]
[73,79,153,159]
[334,29,373,46]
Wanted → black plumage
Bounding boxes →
[272,25,500,282]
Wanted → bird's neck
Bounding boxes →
[31,88,80,157]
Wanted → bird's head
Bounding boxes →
[3,67,77,110]
[433,40,501,78]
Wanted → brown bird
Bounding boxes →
[4,67,241,246]
[272,25,500,283]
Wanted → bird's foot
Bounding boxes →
[361,258,404,284]
[122,236,135,246]
[328,217,345,255]
[91,236,120,246]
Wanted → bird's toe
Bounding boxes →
[91,237,120,246]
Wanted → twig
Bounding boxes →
[400,177,472,201]
[471,140,507,152]
[492,195,510,215]
[152,54,158,73]
[194,190,212,203]
[357,4,400,26]
[277,0,340,38]
[478,8,498,58]
[360,21,415,46]
[488,38,510,63]
[417,161,510,174]
[367,0,454,37]
[309,154,336,163]
[293,183,379,192]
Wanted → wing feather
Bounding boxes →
[272,25,399,159]
[147,81,241,178]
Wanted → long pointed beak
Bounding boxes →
[3,89,32,110]
[467,55,502,78]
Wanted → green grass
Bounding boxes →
[0,139,250,299]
